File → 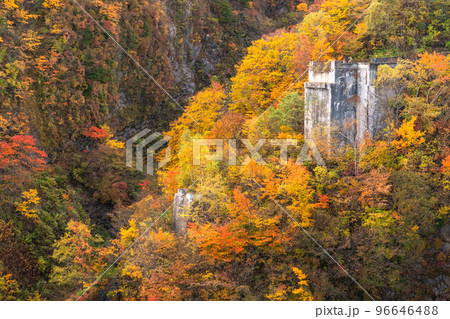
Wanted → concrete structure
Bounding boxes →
[172,189,197,235]
[304,60,396,147]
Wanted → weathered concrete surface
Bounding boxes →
[172,189,195,235]
[305,61,396,147]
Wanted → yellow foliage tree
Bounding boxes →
[120,219,139,247]
[266,267,313,300]
[15,189,40,220]
[165,82,226,149]
[4,0,18,10]
[278,163,315,227]
[291,267,314,300]
[392,116,425,151]
[20,30,43,52]
[159,82,226,193]
[230,30,302,115]
[50,220,111,299]
[105,139,125,149]
[298,0,369,60]
[0,273,19,300]
[42,0,61,9]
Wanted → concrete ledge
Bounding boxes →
[305,82,329,89]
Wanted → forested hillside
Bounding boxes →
[0,0,449,301]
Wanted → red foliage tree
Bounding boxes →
[0,135,47,188]
[82,126,110,140]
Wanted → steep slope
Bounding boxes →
[0,0,303,155]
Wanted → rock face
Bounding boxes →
[305,60,397,148]
[172,189,196,235]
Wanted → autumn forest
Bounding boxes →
[0,0,449,301]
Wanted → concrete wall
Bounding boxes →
[304,82,330,140]
[172,189,200,235]
[330,62,359,145]
[172,189,193,235]
[308,61,336,83]
[305,61,396,147]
